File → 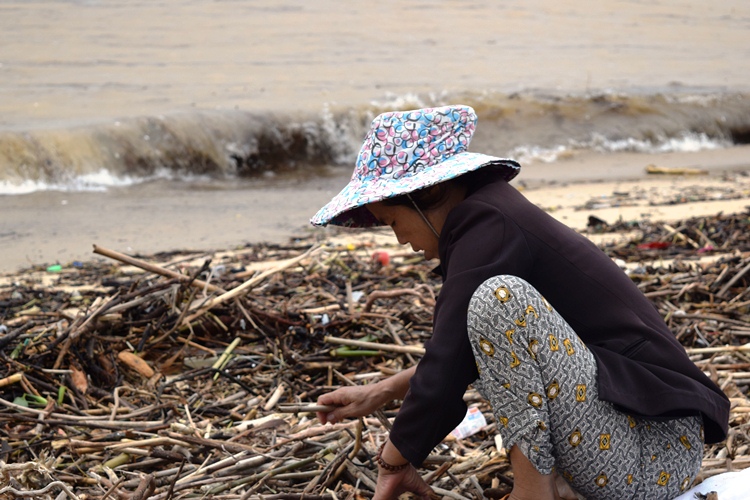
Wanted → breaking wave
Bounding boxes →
[511,132,730,164]
[1,89,749,194]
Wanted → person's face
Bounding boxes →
[367,201,441,260]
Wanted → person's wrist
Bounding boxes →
[378,378,398,403]
[382,369,412,401]
[376,441,409,472]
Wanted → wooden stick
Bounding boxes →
[206,444,340,494]
[181,244,320,325]
[646,164,708,175]
[718,259,750,298]
[324,336,425,355]
[131,474,156,500]
[387,320,417,366]
[0,320,33,350]
[212,337,241,380]
[661,224,701,249]
[685,344,750,355]
[363,288,431,312]
[0,372,23,389]
[300,304,341,315]
[263,383,286,411]
[0,481,81,500]
[277,404,338,413]
[93,244,225,293]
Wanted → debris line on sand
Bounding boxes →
[1,210,749,499]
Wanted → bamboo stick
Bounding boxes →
[718,259,750,298]
[324,336,425,355]
[212,336,241,380]
[0,372,23,388]
[181,244,320,324]
[277,404,338,413]
[93,244,225,293]
[685,344,750,355]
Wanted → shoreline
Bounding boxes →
[1,146,749,275]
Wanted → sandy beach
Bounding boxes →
[2,145,748,275]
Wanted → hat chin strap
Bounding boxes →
[406,193,440,240]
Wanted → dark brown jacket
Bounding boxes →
[389,178,730,466]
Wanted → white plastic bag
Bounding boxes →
[672,467,750,500]
[450,405,488,439]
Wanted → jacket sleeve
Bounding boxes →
[388,199,534,465]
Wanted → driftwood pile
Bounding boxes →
[1,209,749,500]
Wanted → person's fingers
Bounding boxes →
[316,385,383,424]
[324,411,338,424]
[316,391,341,406]
[373,466,436,500]
[325,401,365,423]
[316,392,349,423]
[315,402,345,424]
[409,469,435,498]
[416,480,437,499]
[419,489,439,500]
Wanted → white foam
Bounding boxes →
[510,144,573,164]
[368,92,431,111]
[510,132,729,164]
[587,132,728,154]
[0,168,166,195]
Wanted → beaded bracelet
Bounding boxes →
[376,442,409,472]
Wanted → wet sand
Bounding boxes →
[1,146,749,274]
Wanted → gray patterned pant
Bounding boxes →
[467,275,702,499]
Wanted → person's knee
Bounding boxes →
[467,274,551,345]
[470,275,538,304]
[472,274,519,295]
[468,275,534,332]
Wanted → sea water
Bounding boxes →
[0,0,749,194]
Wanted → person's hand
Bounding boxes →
[372,440,436,500]
[374,466,436,500]
[317,366,417,424]
[316,383,390,424]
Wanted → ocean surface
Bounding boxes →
[1,0,749,195]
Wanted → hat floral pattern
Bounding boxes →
[310,105,520,228]
[359,107,472,181]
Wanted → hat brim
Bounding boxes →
[310,153,520,228]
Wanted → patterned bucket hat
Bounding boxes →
[310,104,520,228]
